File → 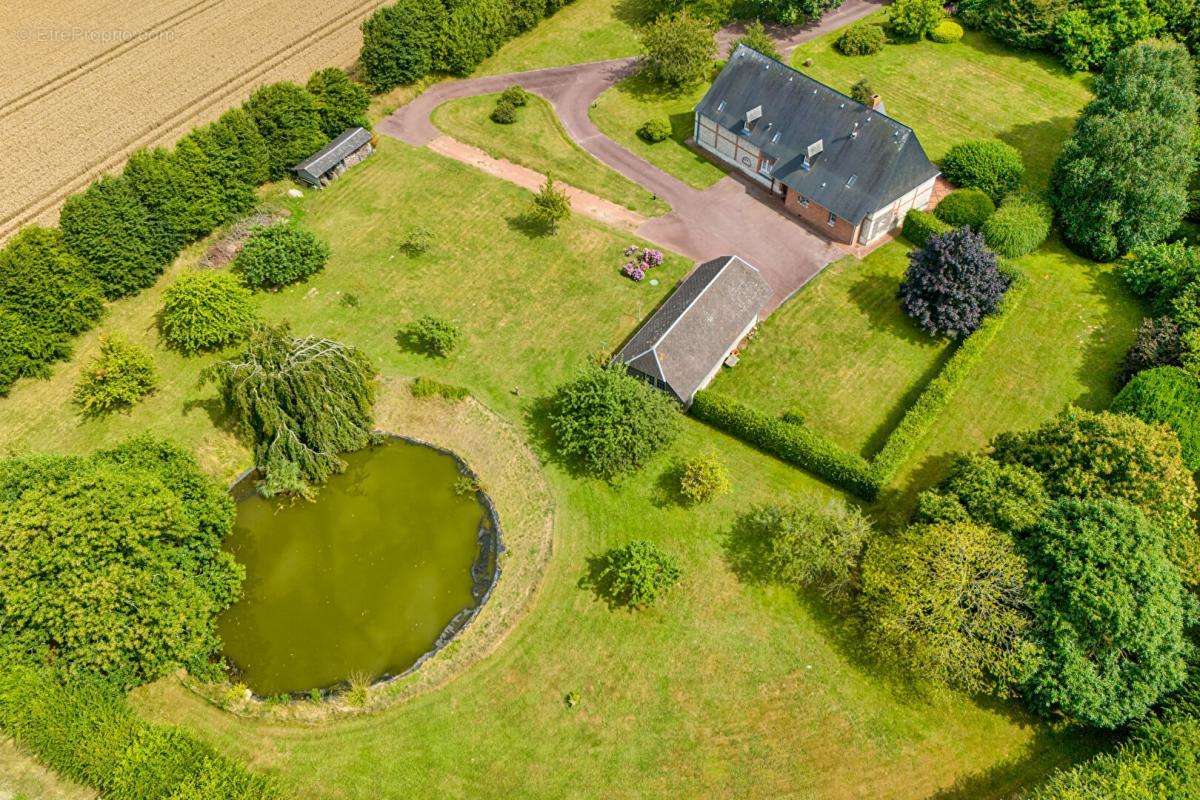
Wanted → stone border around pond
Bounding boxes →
[182,378,556,721]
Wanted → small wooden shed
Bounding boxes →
[293,127,374,189]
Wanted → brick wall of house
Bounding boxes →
[783,187,857,244]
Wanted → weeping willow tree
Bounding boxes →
[207,323,377,497]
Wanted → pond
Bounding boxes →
[217,439,498,697]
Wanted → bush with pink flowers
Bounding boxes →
[621,245,664,281]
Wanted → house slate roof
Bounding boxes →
[695,45,940,224]
[293,127,372,181]
[616,255,771,404]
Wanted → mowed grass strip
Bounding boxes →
[589,71,728,189]
[790,17,1093,190]
[431,91,669,215]
[709,242,951,458]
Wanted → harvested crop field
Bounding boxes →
[0,0,388,240]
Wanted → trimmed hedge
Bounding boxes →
[981,192,1053,258]
[0,225,104,336]
[1112,366,1200,472]
[934,188,996,228]
[692,267,1030,498]
[0,656,277,799]
[902,208,952,246]
[690,392,877,498]
[0,310,69,396]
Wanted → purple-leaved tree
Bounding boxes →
[898,227,1009,339]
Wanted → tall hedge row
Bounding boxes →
[361,0,578,91]
[0,656,277,800]
[1,67,370,396]
[692,267,1029,498]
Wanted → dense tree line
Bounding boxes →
[959,0,1198,71]
[360,0,580,92]
[1050,41,1197,262]
[0,67,369,397]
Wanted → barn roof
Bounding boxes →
[695,45,939,223]
[616,255,770,405]
[293,127,372,182]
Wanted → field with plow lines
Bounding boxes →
[0,0,388,240]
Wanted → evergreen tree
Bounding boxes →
[306,68,371,138]
[59,174,163,299]
[0,226,104,336]
[243,82,329,180]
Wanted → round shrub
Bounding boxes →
[637,119,671,143]
[835,23,886,55]
[1112,366,1200,472]
[596,540,681,608]
[677,450,730,505]
[160,271,257,355]
[929,19,964,42]
[490,98,518,124]
[233,225,330,290]
[935,188,996,228]
[981,193,1053,258]
[547,363,680,480]
[400,315,463,357]
[898,227,1010,339]
[500,85,528,107]
[941,140,1026,203]
[73,334,157,416]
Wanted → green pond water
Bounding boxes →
[217,440,490,696]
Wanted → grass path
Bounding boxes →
[431,91,669,215]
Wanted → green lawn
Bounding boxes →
[790,16,1093,190]
[709,242,952,458]
[431,91,669,215]
[589,71,728,189]
[0,139,1106,797]
[476,0,655,76]
[883,237,1142,517]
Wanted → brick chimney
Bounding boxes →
[869,94,885,113]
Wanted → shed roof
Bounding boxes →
[616,255,770,404]
[695,46,939,223]
[293,127,372,181]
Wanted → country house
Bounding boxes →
[694,45,940,245]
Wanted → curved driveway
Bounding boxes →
[377,0,885,312]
